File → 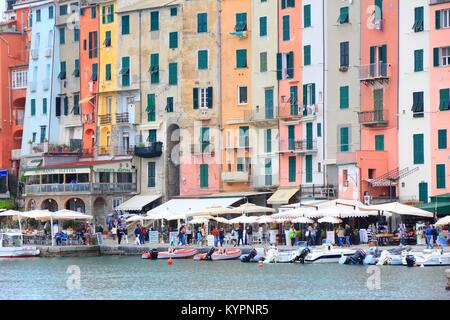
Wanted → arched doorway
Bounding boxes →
[41,199,58,212]
[26,198,37,210]
[93,197,107,226]
[65,198,86,213]
[167,123,180,198]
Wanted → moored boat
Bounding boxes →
[157,248,198,259]
[0,232,40,258]
[141,249,159,260]
[194,248,241,261]
[402,250,450,267]
[304,244,355,263]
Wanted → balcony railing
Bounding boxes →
[113,146,134,156]
[115,112,129,124]
[25,183,91,194]
[358,109,388,126]
[222,171,250,183]
[92,183,137,193]
[295,139,318,153]
[134,142,163,158]
[99,114,112,125]
[44,47,52,57]
[299,184,336,200]
[359,62,390,81]
[31,143,44,153]
[246,107,279,123]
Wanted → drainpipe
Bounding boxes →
[47,23,56,146]
[322,0,326,188]
[218,0,223,192]
[138,10,142,196]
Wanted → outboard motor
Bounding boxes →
[240,248,257,263]
[150,248,158,260]
[405,254,417,267]
[341,249,366,265]
[297,247,311,264]
[205,247,216,261]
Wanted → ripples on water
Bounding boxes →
[0,257,448,300]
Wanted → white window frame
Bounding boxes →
[441,47,450,66]
[306,84,313,106]
[442,9,450,29]
[112,197,123,209]
[11,69,28,89]
[199,87,208,109]
[106,96,112,114]
[237,85,248,105]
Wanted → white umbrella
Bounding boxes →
[360,202,432,218]
[228,215,258,224]
[318,217,342,224]
[0,210,21,217]
[292,217,315,224]
[53,209,93,221]
[212,216,231,224]
[435,216,450,226]
[126,215,145,223]
[257,215,276,224]
[189,216,212,225]
[319,206,371,218]
[185,204,236,217]
[230,203,275,215]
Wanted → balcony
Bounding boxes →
[30,49,39,60]
[92,183,137,193]
[134,142,163,158]
[31,143,45,154]
[195,108,212,121]
[299,185,337,200]
[252,174,279,188]
[47,140,82,155]
[25,183,91,194]
[430,0,450,4]
[99,114,112,125]
[44,47,52,57]
[11,149,21,160]
[112,146,134,156]
[115,112,129,124]
[295,139,318,154]
[358,109,388,127]
[246,107,278,126]
[359,62,390,85]
[221,171,250,183]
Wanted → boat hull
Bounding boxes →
[305,249,355,264]
[0,247,40,258]
[194,249,242,261]
[157,248,198,259]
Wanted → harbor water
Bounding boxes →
[0,256,448,300]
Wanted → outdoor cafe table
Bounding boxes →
[376,233,394,246]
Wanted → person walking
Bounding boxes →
[211,226,220,247]
[425,224,433,249]
[344,224,352,247]
[117,227,124,245]
[134,224,141,245]
[431,225,438,247]
[219,227,225,247]
[237,224,244,246]
[289,225,296,246]
[245,224,253,245]
[196,227,203,245]
[336,225,345,247]
[186,224,192,244]
[111,225,117,241]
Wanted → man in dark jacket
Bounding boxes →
[245,225,253,245]
[237,224,244,246]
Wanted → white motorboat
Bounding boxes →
[363,246,411,266]
[0,231,40,258]
[304,244,355,263]
[402,249,450,267]
[263,243,309,264]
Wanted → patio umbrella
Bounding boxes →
[212,216,231,224]
[319,206,371,218]
[53,209,93,221]
[126,214,145,223]
[292,217,315,224]
[228,215,258,224]
[435,216,450,226]
[0,210,24,242]
[230,203,275,215]
[257,215,276,224]
[21,210,55,246]
[185,204,236,217]
[360,202,432,218]
[318,217,342,224]
[189,216,213,225]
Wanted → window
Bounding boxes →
[150,53,159,84]
[168,63,177,85]
[276,51,294,79]
[288,156,296,182]
[31,99,36,116]
[288,125,295,150]
[73,59,80,77]
[412,91,424,117]
[32,133,36,143]
[235,13,247,31]
[91,7,96,19]
[340,86,349,109]
[193,87,213,109]
[200,127,210,153]
[169,32,178,49]
[91,63,98,81]
[375,135,384,151]
[434,46,450,67]
[439,88,450,111]
[302,83,316,112]
[414,49,423,72]
[338,7,349,24]
[59,61,66,80]
[104,4,114,24]
[239,126,249,148]
[36,9,41,22]
[238,86,248,105]
[413,134,424,164]
[282,0,295,9]
[436,164,446,189]
[317,123,322,137]
[305,155,313,183]
[265,129,272,153]
[147,94,156,122]
[170,8,177,16]
[260,52,267,72]
[147,130,157,143]
[64,96,69,115]
[60,4,68,16]
[282,15,290,40]
[198,50,208,69]
[43,98,47,114]
[340,41,349,67]
[148,162,156,187]
[105,64,111,81]
[304,45,311,66]
[104,31,111,47]
[150,11,159,31]
[340,127,349,152]
[59,27,65,44]
[11,69,27,89]
[236,49,247,68]
[436,9,450,29]
[121,57,130,87]
[290,86,298,116]
[200,164,209,188]
[304,4,311,28]
[375,0,383,20]
[265,159,272,186]
[419,182,428,203]
[413,7,424,32]
[166,97,174,112]
[73,94,80,115]
[40,126,46,143]
[74,28,79,41]
[197,13,207,33]
[122,15,130,35]
[55,97,61,117]
[260,16,267,37]
[48,6,54,19]
[88,31,98,58]
[438,129,447,149]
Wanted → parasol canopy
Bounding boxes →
[292,217,315,224]
[435,215,450,226]
[230,203,275,215]
[317,216,343,224]
[185,204,236,217]
[228,215,259,224]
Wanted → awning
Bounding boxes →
[416,201,450,217]
[24,167,91,176]
[27,159,43,168]
[147,197,243,219]
[361,202,433,218]
[267,188,299,205]
[115,195,162,211]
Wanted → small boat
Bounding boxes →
[157,248,198,259]
[402,250,450,267]
[363,246,411,265]
[0,232,40,258]
[304,244,355,263]
[240,248,265,263]
[263,244,310,264]
[141,249,159,260]
[194,248,241,261]
[339,249,366,265]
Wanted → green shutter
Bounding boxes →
[150,54,159,84]
[150,11,159,31]
[235,13,247,31]
[380,45,387,63]
[375,0,383,20]
[414,49,423,72]
[339,7,349,24]
[283,15,290,41]
[107,4,114,23]
[413,7,424,32]
[236,49,247,68]
[102,6,106,24]
[305,155,313,183]
[260,52,267,72]
[288,156,296,182]
[148,129,157,143]
[121,57,130,87]
[265,129,272,153]
[311,83,316,104]
[276,53,282,80]
[439,89,449,111]
[304,45,311,66]
[375,135,384,151]
[200,164,209,188]
[59,27,65,44]
[436,10,441,30]
[419,182,428,203]
[31,99,36,116]
[198,50,208,70]
[438,129,447,149]
[288,125,295,150]
[306,122,313,150]
[147,94,156,122]
[290,86,298,116]
[193,88,199,109]
[436,164,446,189]
[239,126,249,147]
[413,134,424,164]
[122,15,130,35]
[434,48,440,67]
[286,51,294,78]
[340,127,349,152]
[169,63,177,85]
[340,86,349,109]
[147,162,155,187]
[169,32,178,49]
[317,123,322,137]
[260,16,267,37]
[197,13,207,33]
[304,4,311,28]
[43,98,47,114]
[106,64,111,81]
[207,87,213,109]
